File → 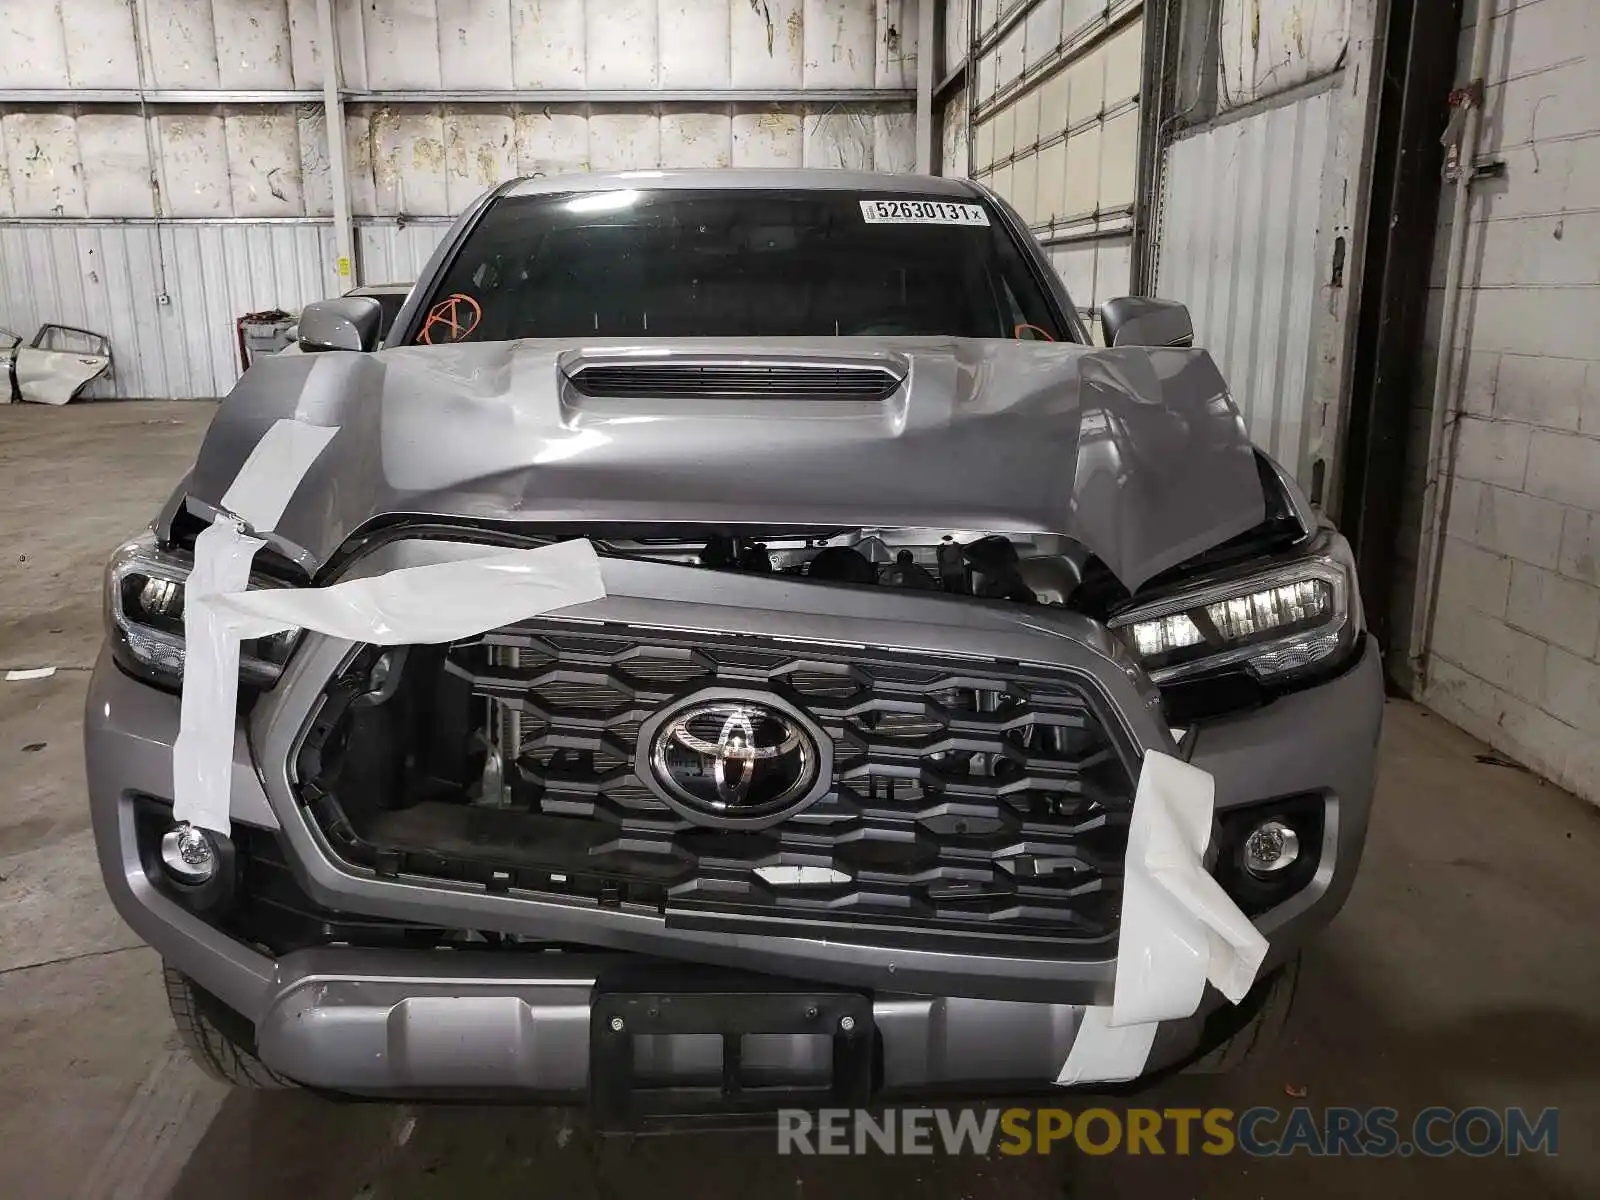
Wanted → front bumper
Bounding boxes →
[86,622,1382,1095]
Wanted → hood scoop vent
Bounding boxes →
[565,361,904,402]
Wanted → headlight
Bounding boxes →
[105,533,300,690]
[1108,537,1362,685]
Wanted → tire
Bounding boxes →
[1184,953,1301,1076]
[163,964,295,1090]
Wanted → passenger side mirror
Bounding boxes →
[1098,297,1195,348]
[297,297,384,353]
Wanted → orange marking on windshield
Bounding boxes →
[420,293,483,344]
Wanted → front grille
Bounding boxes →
[565,363,903,402]
[297,623,1137,956]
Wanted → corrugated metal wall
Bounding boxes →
[1149,0,1364,491]
[1154,86,1333,473]
[0,221,335,398]
[0,0,918,398]
[961,0,1144,332]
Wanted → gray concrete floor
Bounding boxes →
[2,400,1598,1198]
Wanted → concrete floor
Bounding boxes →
[2,400,1598,1198]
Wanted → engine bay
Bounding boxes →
[596,528,1095,609]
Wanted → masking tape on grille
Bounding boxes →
[172,417,608,836]
[1055,750,1270,1085]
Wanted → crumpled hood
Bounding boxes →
[182,336,1266,590]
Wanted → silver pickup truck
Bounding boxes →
[87,169,1381,1122]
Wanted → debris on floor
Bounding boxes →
[1474,751,1529,771]
[5,668,57,681]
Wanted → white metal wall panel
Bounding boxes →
[1,112,85,217]
[362,0,443,90]
[512,0,587,87]
[0,0,917,400]
[213,0,295,89]
[368,108,450,216]
[445,112,517,212]
[440,1,515,90]
[285,0,326,87]
[660,111,734,169]
[967,2,1143,328]
[225,112,306,217]
[588,110,662,171]
[354,221,450,287]
[731,111,805,166]
[7,1,69,87]
[804,0,878,87]
[731,0,804,87]
[0,222,335,398]
[144,0,223,88]
[155,115,232,218]
[661,1,733,88]
[516,108,593,175]
[875,0,916,87]
[1,0,914,95]
[77,115,156,218]
[943,0,969,76]
[939,85,967,177]
[587,0,660,90]
[1219,0,1348,110]
[1,3,916,221]
[1155,87,1332,473]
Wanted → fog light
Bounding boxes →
[159,823,216,883]
[1243,820,1300,878]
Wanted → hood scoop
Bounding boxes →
[564,360,905,402]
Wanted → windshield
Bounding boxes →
[409,188,1070,344]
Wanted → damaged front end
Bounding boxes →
[96,335,1375,1096]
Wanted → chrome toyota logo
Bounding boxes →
[639,692,829,828]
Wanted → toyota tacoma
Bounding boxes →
[88,170,1382,1120]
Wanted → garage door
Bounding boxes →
[949,0,1144,338]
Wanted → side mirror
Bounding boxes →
[297,296,384,353]
[1098,296,1195,348]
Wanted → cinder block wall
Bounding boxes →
[1393,0,1600,802]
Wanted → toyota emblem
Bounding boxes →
[639,692,829,828]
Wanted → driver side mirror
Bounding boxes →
[297,296,384,353]
[1098,297,1195,348]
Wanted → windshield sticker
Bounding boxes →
[860,199,990,226]
[420,293,482,344]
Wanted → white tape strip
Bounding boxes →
[1056,750,1269,1085]
[171,521,268,835]
[174,410,601,838]
[173,536,607,836]
[172,418,338,835]
[207,538,607,646]
[218,419,340,533]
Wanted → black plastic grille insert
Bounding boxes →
[298,622,1137,956]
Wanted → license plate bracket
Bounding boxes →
[589,983,873,1130]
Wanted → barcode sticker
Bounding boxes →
[859,199,991,226]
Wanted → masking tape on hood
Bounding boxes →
[205,539,607,646]
[1055,750,1270,1085]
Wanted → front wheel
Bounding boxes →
[1184,954,1301,1075]
[163,964,294,1089]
